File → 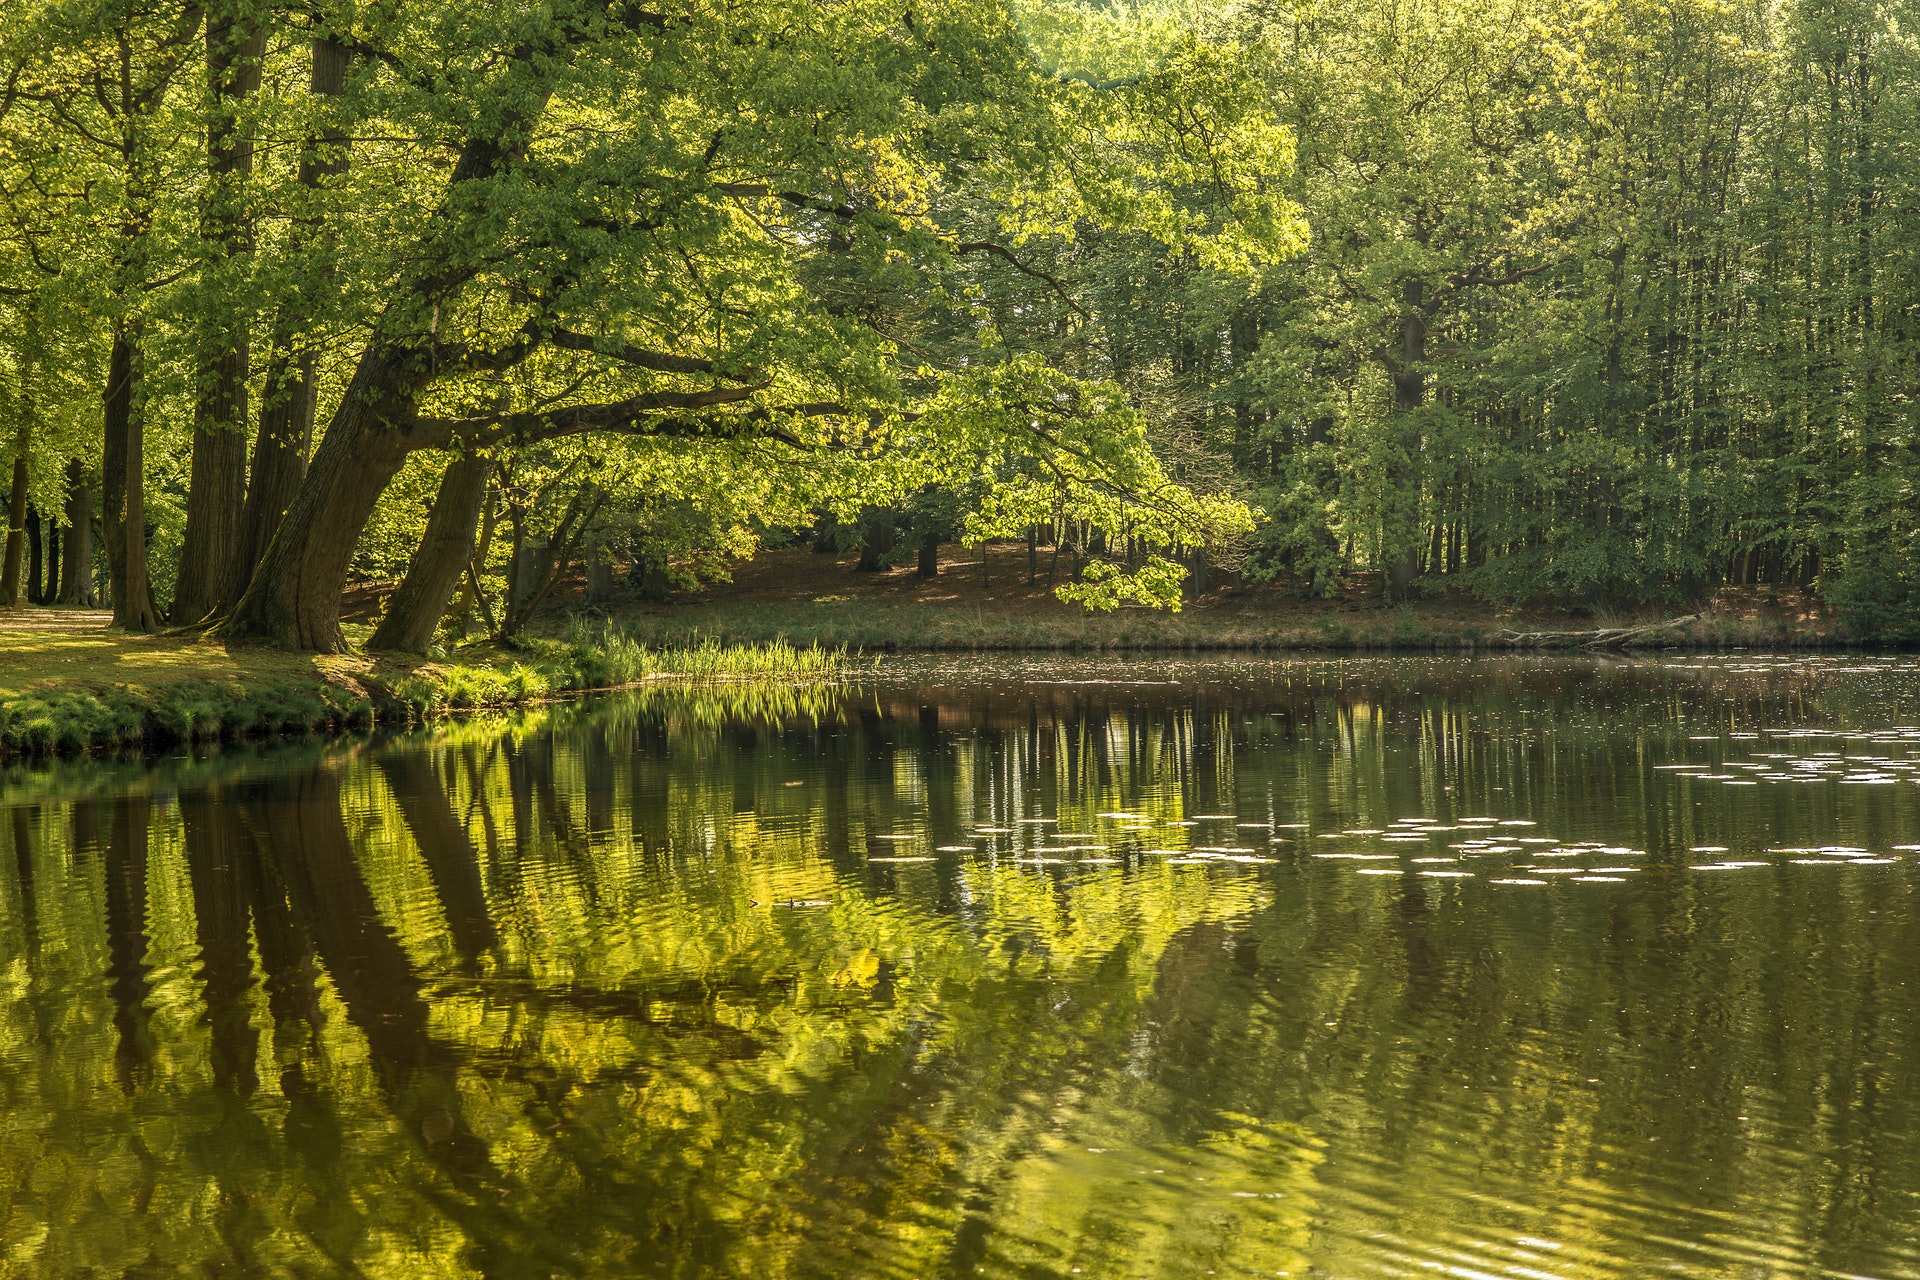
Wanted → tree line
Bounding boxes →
[1,0,1914,648]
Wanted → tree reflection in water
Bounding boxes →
[0,656,1918,1278]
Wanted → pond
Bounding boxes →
[4,654,1920,1279]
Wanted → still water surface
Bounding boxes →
[5,655,1920,1278]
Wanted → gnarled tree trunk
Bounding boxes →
[223,350,420,651]
[369,451,491,652]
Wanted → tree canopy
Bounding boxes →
[1,0,1916,645]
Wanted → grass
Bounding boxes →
[0,610,855,760]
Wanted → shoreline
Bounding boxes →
[0,595,1887,762]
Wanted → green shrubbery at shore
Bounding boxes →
[0,622,853,759]
[0,679,374,756]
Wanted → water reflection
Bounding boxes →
[1,655,1919,1278]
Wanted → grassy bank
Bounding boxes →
[0,611,851,759]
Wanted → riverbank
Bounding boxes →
[604,545,1845,651]
[0,552,1850,759]
[0,611,845,759]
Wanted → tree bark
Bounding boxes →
[369,451,491,652]
[230,37,351,603]
[855,508,893,571]
[917,531,938,577]
[0,441,25,607]
[174,14,268,624]
[102,323,160,631]
[43,515,60,604]
[26,507,42,604]
[58,461,97,607]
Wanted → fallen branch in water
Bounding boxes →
[1499,615,1697,650]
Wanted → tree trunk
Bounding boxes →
[230,37,349,604]
[855,508,893,571]
[1387,276,1428,602]
[0,443,25,607]
[26,507,42,604]
[102,323,160,631]
[174,16,267,625]
[42,516,59,605]
[917,532,938,578]
[369,452,491,652]
[586,550,615,602]
[636,554,670,602]
[811,511,839,552]
[58,461,97,607]
[223,351,418,650]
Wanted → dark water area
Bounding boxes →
[5,654,1920,1278]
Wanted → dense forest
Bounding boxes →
[0,0,1915,651]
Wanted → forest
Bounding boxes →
[1,0,1916,652]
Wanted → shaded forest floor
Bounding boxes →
[602,545,1845,651]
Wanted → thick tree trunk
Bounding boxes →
[174,16,267,624]
[917,532,938,578]
[224,351,418,650]
[58,461,97,607]
[174,371,251,621]
[0,443,25,607]
[102,324,160,631]
[369,452,490,652]
[230,38,349,604]
[855,508,893,571]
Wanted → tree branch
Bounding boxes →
[955,241,1090,319]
